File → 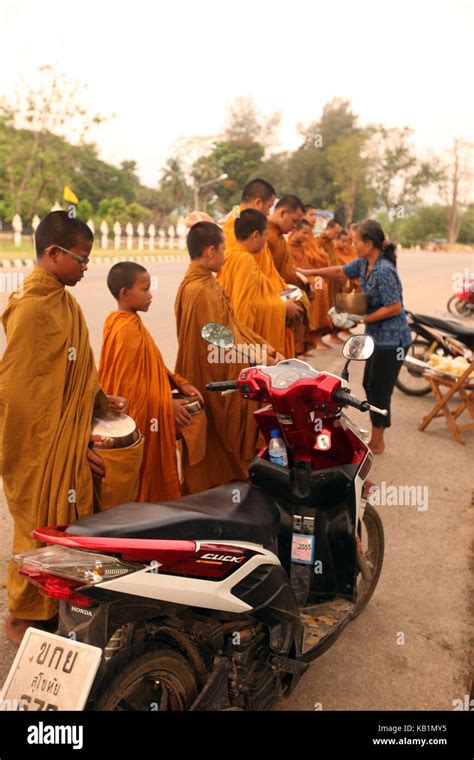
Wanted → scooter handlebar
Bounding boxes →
[332,387,388,416]
[206,380,239,392]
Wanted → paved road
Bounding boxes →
[1,251,473,710]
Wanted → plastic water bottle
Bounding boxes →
[268,428,289,467]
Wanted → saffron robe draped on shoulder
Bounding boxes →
[98,311,189,503]
[266,220,300,286]
[288,235,332,333]
[222,207,294,356]
[266,222,316,351]
[217,242,289,357]
[175,261,273,492]
[317,232,340,307]
[0,265,105,619]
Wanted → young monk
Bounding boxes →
[266,194,306,284]
[288,220,332,351]
[98,262,202,502]
[0,211,124,645]
[267,195,315,353]
[218,209,302,357]
[222,179,305,355]
[222,177,276,251]
[175,222,283,493]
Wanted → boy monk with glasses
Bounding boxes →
[0,211,126,645]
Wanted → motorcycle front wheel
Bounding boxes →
[447,295,472,319]
[94,643,198,711]
[395,338,438,396]
[353,504,384,618]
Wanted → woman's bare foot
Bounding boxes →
[5,614,47,646]
[328,333,344,344]
[369,427,385,454]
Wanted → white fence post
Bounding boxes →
[148,224,156,251]
[158,228,166,249]
[126,223,134,251]
[12,213,23,247]
[176,217,186,250]
[137,222,145,251]
[87,219,95,235]
[168,225,175,250]
[113,221,122,250]
[100,220,109,250]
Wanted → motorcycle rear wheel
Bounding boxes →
[353,504,384,618]
[94,643,198,711]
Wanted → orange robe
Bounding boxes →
[98,311,189,502]
[175,261,274,492]
[288,235,332,334]
[217,242,288,357]
[317,232,339,307]
[266,220,300,285]
[0,265,107,620]
[222,208,294,355]
[334,238,359,293]
[266,221,315,351]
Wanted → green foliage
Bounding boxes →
[458,205,474,243]
[76,199,92,221]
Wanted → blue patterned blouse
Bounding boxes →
[342,256,412,349]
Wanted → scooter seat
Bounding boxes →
[409,312,474,350]
[67,482,280,546]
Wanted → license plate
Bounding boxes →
[291,533,315,565]
[0,628,102,711]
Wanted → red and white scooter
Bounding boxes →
[5,327,386,712]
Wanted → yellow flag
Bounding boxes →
[63,185,79,204]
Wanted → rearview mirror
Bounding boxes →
[342,334,375,361]
[201,323,235,348]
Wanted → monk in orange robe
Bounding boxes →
[266,195,315,353]
[222,179,305,356]
[175,221,282,493]
[315,218,347,343]
[289,220,332,351]
[98,262,202,502]
[218,209,302,358]
[0,211,125,644]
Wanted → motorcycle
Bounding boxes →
[5,329,386,712]
[447,277,474,319]
[396,311,474,396]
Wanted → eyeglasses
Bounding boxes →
[47,245,90,266]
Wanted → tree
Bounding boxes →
[158,158,193,211]
[76,199,92,221]
[287,99,369,214]
[0,65,104,220]
[224,96,280,148]
[365,126,444,239]
[458,204,474,244]
[441,140,474,244]
[327,133,373,224]
[397,205,449,247]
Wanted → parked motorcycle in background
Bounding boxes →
[396,311,474,396]
[447,276,474,319]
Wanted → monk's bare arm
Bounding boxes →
[297,265,347,279]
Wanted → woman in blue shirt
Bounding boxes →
[298,220,412,454]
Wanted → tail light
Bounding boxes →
[14,545,143,602]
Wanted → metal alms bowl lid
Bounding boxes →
[91,411,140,449]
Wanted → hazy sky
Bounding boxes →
[1,0,472,187]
